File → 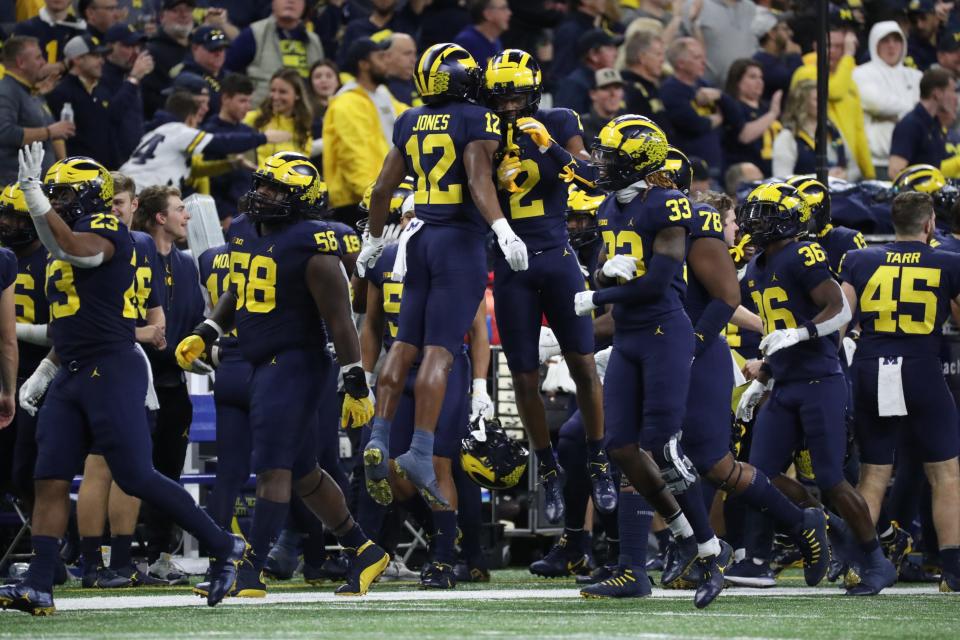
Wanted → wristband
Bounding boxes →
[759,362,772,378]
[365,370,377,387]
[802,320,818,339]
[472,378,488,396]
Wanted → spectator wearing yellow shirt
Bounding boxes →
[322,38,407,227]
[791,26,875,180]
[243,67,313,165]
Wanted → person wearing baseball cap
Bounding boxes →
[102,23,150,94]
[554,28,623,115]
[141,0,196,119]
[935,27,960,79]
[751,9,802,102]
[176,26,230,122]
[906,0,941,71]
[581,68,625,141]
[47,33,140,168]
[79,0,122,41]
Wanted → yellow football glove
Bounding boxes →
[341,365,374,428]
[342,391,375,429]
[496,153,522,193]
[517,116,552,150]
[175,334,207,371]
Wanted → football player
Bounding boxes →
[176,152,387,598]
[676,185,830,589]
[786,176,867,275]
[357,43,528,508]
[735,182,896,595]
[0,185,46,512]
[839,191,960,593]
[573,116,727,607]
[484,49,613,524]
[359,200,482,588]
[74,173,169,588]
[0,145,247,616]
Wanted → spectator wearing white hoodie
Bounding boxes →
[852,21,922,179]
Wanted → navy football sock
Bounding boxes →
[941,547,960,575]
[598,507,619,541]
[745,507,775,561]
[337,523,367,551]
[618,492,653,571]
[25,536,59,591]
[250,497,289,571]
[399,495,437,537]
[356,484,388,546]
[654,527,672,551]
[80,536,103,573]
[859,537,881,556]
[535,446,557,473]
[431,510,458,565]
[738,468,803,530]
[454,468,483,561]
[109,535,133,570]
[674,481,714,544]
[557,435,589,529]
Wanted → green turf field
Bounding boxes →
[1,570,956,639]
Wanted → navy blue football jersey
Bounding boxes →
[327,220,361,255]
[742,240,841,381]
[198,243,239,350]
[45,213,136,362]
[840,242,960,359]
[815,223,867,275]
[596,186,691,329]
[14,244,51,376]
[226,214,342,364]
[683,203,727,325]
[498,108,583,252]
[365,243,403,352]
[130,230,166,324]
[0,248,16,290]
[932,232,960,254]
[392,101,502,233]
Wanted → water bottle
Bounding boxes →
[60,102,74,123]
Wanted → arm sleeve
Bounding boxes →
[544,142,599,188]
[693,299,737,358]
[224,28,256,72]
[593,252,682,306]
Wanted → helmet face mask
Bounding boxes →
[737,183,809,247]
[590,115,669,191]
[567,211,600,249]
[484,49,543,119]
[241,152,324,223]
[356,178,415,237]
[0,208,37,248]
[42,156,113,226]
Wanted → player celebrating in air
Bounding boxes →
[358,43,528,508]
[573,116,726,607]
[839,191,960,593]
[0,145,247,616]
[484,49,614,524]
[735,182,896,596]
[176,152,387,599]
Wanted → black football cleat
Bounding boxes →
[529,533,590,578]
[587,450,617,514]
[114,564,170,587]
[304,552,349,585]
[580,567,652,599]
[880,522,913,571]
[204,535,250,607]
[845,551,896,596]
[576,564,617,586]
[793,508,831,586]
[771,534,803,574]
[899,559,940,583]
[940,570,960,593]
[661,537,699,588]
[694,541,732,609]
[419,562,456,589]
[81,566,133,589]
[263,541,300,581]
[335,540,389,596]
[723,557,776,588]
[454,562,490,583]
[194,552,266,599]
[0,583,55,616]
[539,462,566,525]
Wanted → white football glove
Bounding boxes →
[601,255,638,281]
[538,326,561,364]
[574,290,598,316]
[759,328,804,356]
[470,378,494,421]
[491,218,528,271]
[18,142,50,215]
[356,234,385,278]
[735,378,770,422]
[594,346,612,383]
[842,336,857,367]
[19,358,58,416]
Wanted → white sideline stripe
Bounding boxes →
[19,585,945,612]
